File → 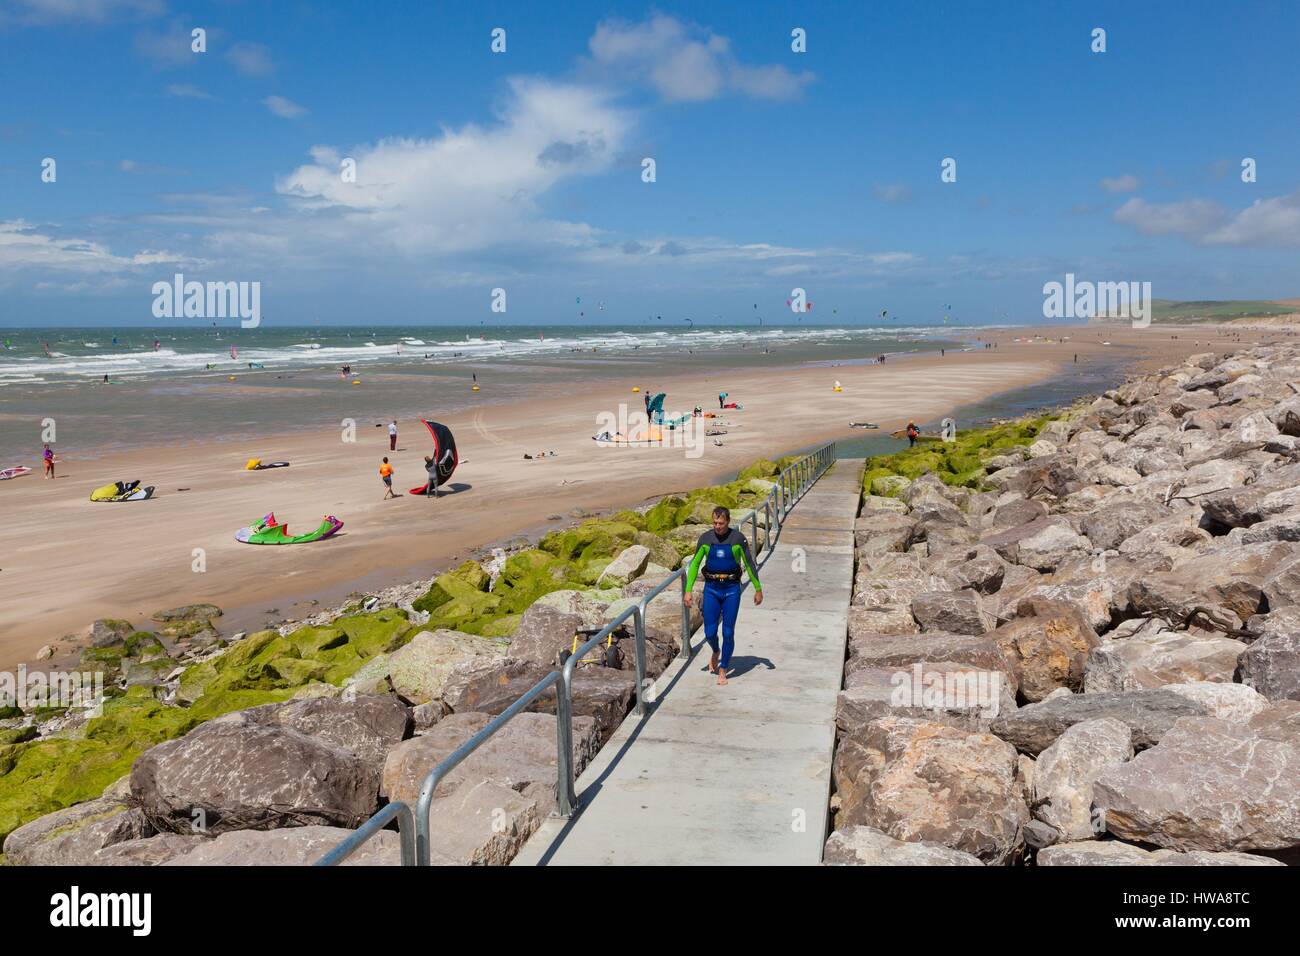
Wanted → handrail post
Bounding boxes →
[632,606,647,717]
[678,568,690,659]
[556,656,578,816]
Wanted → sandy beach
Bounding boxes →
[0,322,1261,669]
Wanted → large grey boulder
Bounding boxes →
[1079,502,1170,551]
[3,797,151,866]
[352,629,507,704]
[91,833,205,866]
[596,545,651,588]
[1128,542,1296,631]
[236,694,411,770]
[912,590,994,635]
[832,716,1028,865]
[1240,621,1300,701]
[131,719,380,834]
[846,630,1016,695]
[1038,841,1283,866]
[933,545,1006,595]
[989,689,1207,756]
[854,512,919,555]
[849,604,920,637]
[1093,716,1300,853]
[823,826,984,866]
[1031,718,1133,842]
[1084,631,1245,693]
[163,826,403,866]
[506,604,588,669]
[837,662,1015,734]
[1161,681,1271,723]
[989,598,1099,702]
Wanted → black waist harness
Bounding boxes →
[703,570,741,583]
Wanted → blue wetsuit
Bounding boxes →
[685,527,761,670]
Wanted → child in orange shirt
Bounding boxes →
[380,457,396,499]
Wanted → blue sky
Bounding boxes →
[1,0,1298,326]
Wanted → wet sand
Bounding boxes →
[0,322,1260,669]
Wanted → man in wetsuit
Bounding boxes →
[683,506,762,685]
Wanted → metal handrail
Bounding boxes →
[317,440,836,865]
[315,799,416,866]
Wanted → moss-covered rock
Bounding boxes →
[489,549,571,615]
[123,632,168,660]
[644,496,687,534]
[634,530,681,570]
[411,561,490,615]
[175,610,411,704]
[0,728,36,746]
[666,523,711,559]
[859,412,1059,497]
[737,459,779,481]
[539,519,639,564]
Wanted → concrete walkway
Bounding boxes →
[513,458,864,866]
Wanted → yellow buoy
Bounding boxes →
[472,385,480,392]
[352,379,361,385]
[631,386,640,393]
[228,376,236,380]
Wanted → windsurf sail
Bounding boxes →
[646,392,666,423]
[420,419,459,486]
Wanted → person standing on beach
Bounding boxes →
[379,457,396,499]
[42,443,55,478]
[423,455,439,497]
[906,421,919,447]
[683,507,762,686]
[389,420,398,451]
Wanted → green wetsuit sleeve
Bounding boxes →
[685,544,709,591]
[731,542,761,591]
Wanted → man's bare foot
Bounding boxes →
[717,668,729,686]
[708,650,719,674]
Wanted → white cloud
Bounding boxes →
[264,95,307,119]
[0,220,200,275]
[133,22,196,67]
[228,41,273,76]
[1114,192,1300,247]
[588,15,813,102]
[271,78,631,259]
[1113,197,1227,237]
[166,83,214,100]
[1205,192,1300,246]
[1099,174,1139,193]
[873,183,912,204]
[1,0,162,27]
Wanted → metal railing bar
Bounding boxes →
[315,800,415,867]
